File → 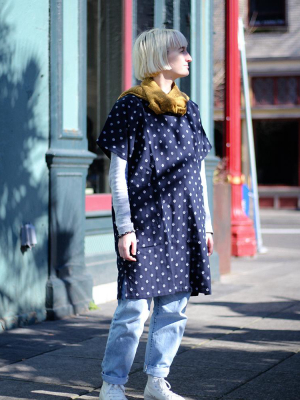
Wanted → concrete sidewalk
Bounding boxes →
[0,209,299,400]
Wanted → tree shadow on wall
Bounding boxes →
[0,6,50,329]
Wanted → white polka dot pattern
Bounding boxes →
[97,95,212,299]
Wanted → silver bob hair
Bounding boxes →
[133,28,188,81]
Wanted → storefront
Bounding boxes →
[0,0,218,329]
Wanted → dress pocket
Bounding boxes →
[135,222,163,249]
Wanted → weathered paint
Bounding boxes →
[0,0,50,328]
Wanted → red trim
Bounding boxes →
[85,2,132,213]
[85,194,112,212]
[298,120,300,186]
[122,0,133,91]
[225,0,256,256]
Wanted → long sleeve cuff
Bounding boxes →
[200,160,213,234]
[109,153,134,235]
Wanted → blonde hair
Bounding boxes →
[133,28,188,81]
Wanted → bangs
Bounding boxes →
[166,30,188,50]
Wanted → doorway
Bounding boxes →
[254,119,299,186]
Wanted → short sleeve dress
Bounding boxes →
[97,94,212,299]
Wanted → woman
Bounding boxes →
[97,28,213,400]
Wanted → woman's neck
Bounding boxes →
[153,73,174,94]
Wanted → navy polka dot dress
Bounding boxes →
[97,94,212,299]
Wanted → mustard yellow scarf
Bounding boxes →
[118,78,189,116]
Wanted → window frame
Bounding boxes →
[86,0,191,211]
[252,76,300,107]
[248,0,288,30]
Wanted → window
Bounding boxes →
[136,0,155,36]
[179,0,191,96]
[252,76,300,106]
[135,0,191,95]
[86,0,192,206]
[249,0,286,28]
[254,120,299,186]
[86,0,123,196]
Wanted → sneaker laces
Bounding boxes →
[153,378,174,396]
[106,384,126,400]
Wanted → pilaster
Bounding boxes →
[46,0,95,319]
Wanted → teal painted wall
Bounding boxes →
[62,0,79,131]
[0,0,50,328]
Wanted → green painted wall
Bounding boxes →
[0,0,49,328]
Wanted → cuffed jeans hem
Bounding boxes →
[101,372,128,385]
[144,364,170,378]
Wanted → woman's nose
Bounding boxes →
[186,52,192,62]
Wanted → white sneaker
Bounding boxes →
[144,376,185,400]
[99,381,128,400]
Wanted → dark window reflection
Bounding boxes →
[87,0,122,194]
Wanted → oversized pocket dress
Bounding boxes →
[97,94,212,299]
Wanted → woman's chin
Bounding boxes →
[174,72,189,79]
[181,71,189,77]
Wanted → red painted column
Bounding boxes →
[122,0,133,91]
[225,0,256,256]
[298,121,300,186]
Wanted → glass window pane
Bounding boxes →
[136,0,154,35]
[165,0,174,28]
[278,77,298,105]
[249,0,286,27]
[87,0,122,194]
[253,78,274,105]
[180,0,191,97]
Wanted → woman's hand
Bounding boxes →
[206,233,214,256]
[118,232,137,262]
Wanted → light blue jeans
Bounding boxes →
[101,291,191,385]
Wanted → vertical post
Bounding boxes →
[46,0,95,319]
[191,0,220,280]
[298,121,300,187]
[123,0,133,91]
[154,0,165,28]
[173,0,181,89]
[225,0,256,256]
[239,18,265,253]
[173,0,180,31]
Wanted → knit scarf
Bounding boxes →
[118,77,189,116]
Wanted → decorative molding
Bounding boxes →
[46,148,95,168]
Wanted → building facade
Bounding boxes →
[214,0,300,209]
[0,0,219,330]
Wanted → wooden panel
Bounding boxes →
[259,197,274,208]
[279,197,298,208]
